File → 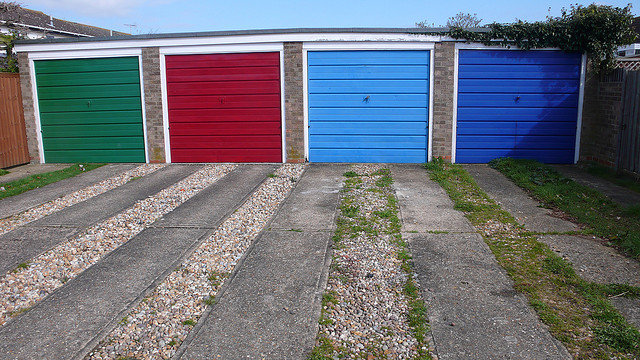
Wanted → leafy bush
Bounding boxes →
[448,4,636,72]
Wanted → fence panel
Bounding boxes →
[0,73,29,169]
[618,70,640,174]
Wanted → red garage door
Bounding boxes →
[166,52,282,162]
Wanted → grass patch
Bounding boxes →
[490,158,640,258]
[584,162,640,194]
[0,163,104,200]
[0,169,8,176]
[428,160,640,359]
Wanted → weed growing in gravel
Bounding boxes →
[182,319,197,326]
[128,176,142,182]
[267,173,278,178]
[310,167,432,360]
[427,161,640,359]
[203,295,216,307]
[13,262,29,273]
[0,169,8,176]
[207,271,229,289]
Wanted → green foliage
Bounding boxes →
[0,169,8,176]
[448,4,636,72]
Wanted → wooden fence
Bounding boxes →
[617,70,640,174]
[0,73,29,169]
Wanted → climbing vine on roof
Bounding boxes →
[448,4,637,73]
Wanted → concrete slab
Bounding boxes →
[610,297,640,329]
[0,165,200,276]
[270,164,345,231]
[465,164,577,233]
[409,232,570,359]
[0,227,83,275]
[394,165,569,359]
[178,164,343,360]
[33,164,200,227]
[155,165,275,228]
[0,165,271,360]
[0,164,136,219]
[0,163,67,183]
[392,164,475,233]
[539,235,640,286]
[553,165,640,208]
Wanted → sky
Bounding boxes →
[18,0,638,35]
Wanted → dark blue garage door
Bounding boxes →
[456,50,581,164]
[308,50,429,163]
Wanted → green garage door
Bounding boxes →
[35,57,146,163]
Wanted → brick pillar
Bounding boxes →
[17,53,40,163]
[431,42,455,162]
[141,47,166,163]
[283,42,305,163]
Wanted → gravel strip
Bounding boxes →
[0,165,235,326]
[86,164,305,360]
[314,164,423,359]
[0,164,165,235]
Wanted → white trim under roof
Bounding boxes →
[27,48,142,60]
[16,33,445,53]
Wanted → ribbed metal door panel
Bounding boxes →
[307,50,429,163]
[35,57,145,163]
[456,50,581,164]
[166,52,281,163]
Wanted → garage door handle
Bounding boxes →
[363,95,370,103]
[87,100,92,107]
[514,96,521,102]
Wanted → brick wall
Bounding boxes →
[141,47,166,163]
[579,68,624,167]
[431,42,455,161]
[283,42,305,163]
[17,53,40,163]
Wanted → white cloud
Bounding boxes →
[23,0,149,17]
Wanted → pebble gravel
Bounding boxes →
[316,164,421,358]
[0,164,165,235]
[0,165,235,326]
[86,164,305,360]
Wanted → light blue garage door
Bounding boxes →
[456,50,582,164]
[308,50,430,163]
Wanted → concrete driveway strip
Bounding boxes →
[392,165,570,360]
[465,164,577,233]
[0,165,200,276]
[553,165,640,208]
[0,164,136,219]
[0,164,275,360]
[178,164,345,360]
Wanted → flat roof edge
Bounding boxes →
[14,27,488,45]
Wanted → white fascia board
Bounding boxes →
[28,48,141,60]
[303,41,435,50]
[16,33,443,53]
[160,43,283,55]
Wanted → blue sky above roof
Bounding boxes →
[21,0,636,35]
